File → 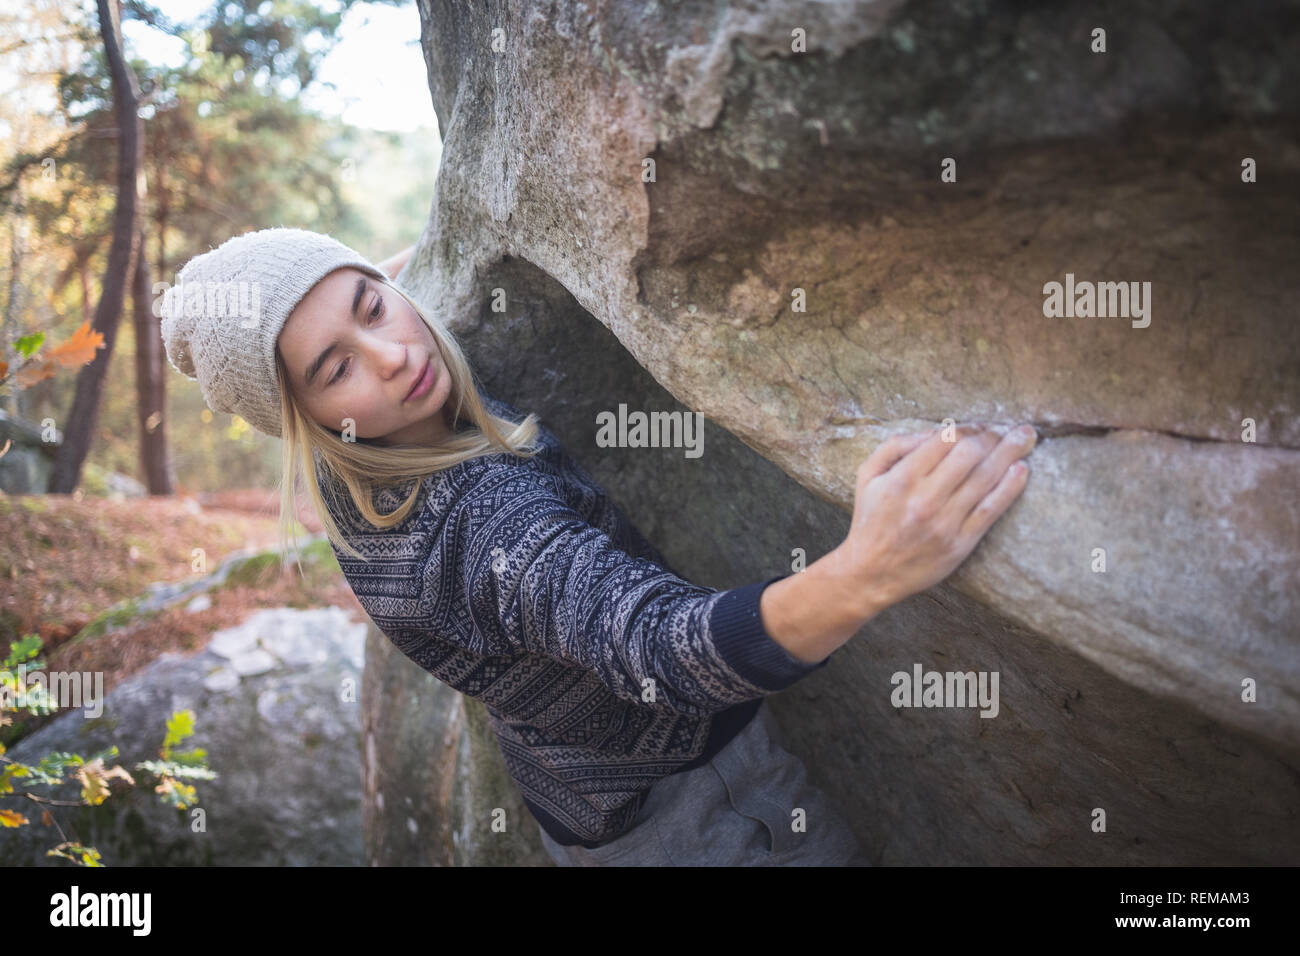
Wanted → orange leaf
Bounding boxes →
[49,321,105,369]
[0,809,29,828]
[0,357,8,379]
[13,358,57,388]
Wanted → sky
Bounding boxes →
[117,0,439,134]
[0,0,440,170]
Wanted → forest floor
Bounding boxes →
[0,489,367,746]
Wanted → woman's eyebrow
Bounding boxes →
[304,277,370,387]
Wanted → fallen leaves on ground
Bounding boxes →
[0,490,366,711]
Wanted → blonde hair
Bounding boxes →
[275,278,542,567]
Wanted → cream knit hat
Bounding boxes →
[159,226,389,439]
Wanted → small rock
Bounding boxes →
[106,472,147,498]
[186,593,212,614]
[209,624,260,659]
[231,649,277,676]
[263,628,329,667]
[202,667,240,693]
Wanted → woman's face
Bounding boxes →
[277,267,454,445]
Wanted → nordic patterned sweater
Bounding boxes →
[316,386,831,848]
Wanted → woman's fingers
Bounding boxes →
[918,428,1002,502]
[957,457,1030,543]
[838,421,1034,617]
[941,425,1037,524]
[879,423,987,488]
[856,429,931,487]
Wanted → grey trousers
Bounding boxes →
[538,699,868,866]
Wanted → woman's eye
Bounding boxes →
[327,295,383,385]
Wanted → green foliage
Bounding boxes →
[2,634,43,670]
[13,333,44,359]
[160,709,194,756]
[0,634,54,717]
[1,635,217,866]
[25,750,95,787]
[136,708,216,810]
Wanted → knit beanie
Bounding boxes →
[159,226,390,439]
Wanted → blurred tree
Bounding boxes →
[0,0,95,423]
[2,0,425,494]
[48,0,143,494]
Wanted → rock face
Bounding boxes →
[361,625,551,866]
[358,0,1300,863]
[0,411,57,494]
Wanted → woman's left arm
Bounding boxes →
[376,244,415,280]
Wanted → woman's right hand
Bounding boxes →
[829,422,1037,619]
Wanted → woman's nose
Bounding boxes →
[365,334,407,378]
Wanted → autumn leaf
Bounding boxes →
[48,321,105,369]
[47,842,103,867]
[13,358,57,388]
[0,358,7,380]
[0,809,29,827]
[76,762,109,805]
[75,756,135,806]
[0,762,30,794]
[153,775,198,809]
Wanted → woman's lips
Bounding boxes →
[404,359,433,401]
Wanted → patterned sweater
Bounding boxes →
[317,387,831,847]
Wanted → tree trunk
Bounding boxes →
[132,223,174,493]
[80,259,90,323]
[47,0,141,493]
[4,184,27,418]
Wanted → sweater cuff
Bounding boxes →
[709,574,832,691]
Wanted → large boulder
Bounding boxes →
[0,410,58,494]
[1,607,367,866]
[359,0,1300,863]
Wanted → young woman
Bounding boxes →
[160,226,1037,867]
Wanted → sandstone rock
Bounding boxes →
[358,0,1300,863]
